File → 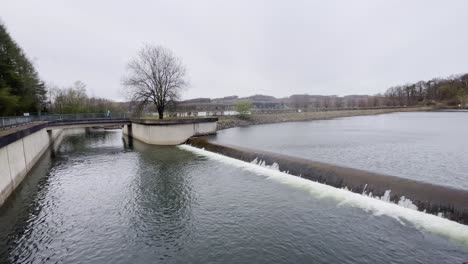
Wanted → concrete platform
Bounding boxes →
[124,118,218,145]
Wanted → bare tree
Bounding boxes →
[123,45,187,119]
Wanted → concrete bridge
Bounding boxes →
[1,114,131,130]
[47,118,131,129]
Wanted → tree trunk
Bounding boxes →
[158,107,164,119]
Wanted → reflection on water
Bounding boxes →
[210,111,468,190]
[128,139,196,256]
[0,129,467,263]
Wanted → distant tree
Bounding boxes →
[383,73,468,107]
[335,97,344,108]
[235,100,252,119]
[122,45,187,119]
[457,89,467,108]
[52,81,88,113]
[368,96,378,107]
[290,94,309,109]
[48,81,125,114]
[0,87,19,115]
[323,96,331,108]
[358,98,368,108]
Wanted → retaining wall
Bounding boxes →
[0,127,63,206]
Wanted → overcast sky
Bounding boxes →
[2,0,468,101]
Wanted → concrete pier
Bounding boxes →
[124,118,218,145]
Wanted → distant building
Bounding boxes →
[168,93,383,117]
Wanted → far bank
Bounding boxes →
[216,107,430,130]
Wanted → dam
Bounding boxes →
[0,112,467,263]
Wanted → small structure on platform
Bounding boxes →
[123,118,218,145]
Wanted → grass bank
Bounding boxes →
[217,107,430,130]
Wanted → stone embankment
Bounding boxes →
[216,107,429,130]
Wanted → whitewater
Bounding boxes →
[179,144,468,247]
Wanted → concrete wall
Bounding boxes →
[125,121,217,145]
[0,128,63,206]
[122,124,131,136]
[193,122,217,136]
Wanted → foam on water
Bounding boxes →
[179,144,468,246]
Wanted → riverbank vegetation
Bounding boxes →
[384,74,468,108]
[235,101,253,119]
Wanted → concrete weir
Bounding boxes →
[0,124,63,207]
[123,118,218,145]
[186,137,468,225]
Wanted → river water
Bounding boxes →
[0,127,467,263]
[211,111,468,190]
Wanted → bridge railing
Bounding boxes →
[0,113,131,130]
[0,116,33,129]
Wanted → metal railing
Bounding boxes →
[0,113,131,129]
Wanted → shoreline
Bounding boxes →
[216,107,430,131]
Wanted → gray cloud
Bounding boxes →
[2,0,468,101]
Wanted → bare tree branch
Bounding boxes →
[122,45,187,119]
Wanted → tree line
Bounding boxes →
[384,74,468,108]
[47,81,126,114]
[0,22,47,116]
[284,74,468,110]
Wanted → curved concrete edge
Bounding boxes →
[186,137,468,225]
[0,128,63,207]
[130,117,218,126]
[124,119,218,145]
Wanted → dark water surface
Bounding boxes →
[0,130,467,263]
[211,111,468,190]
